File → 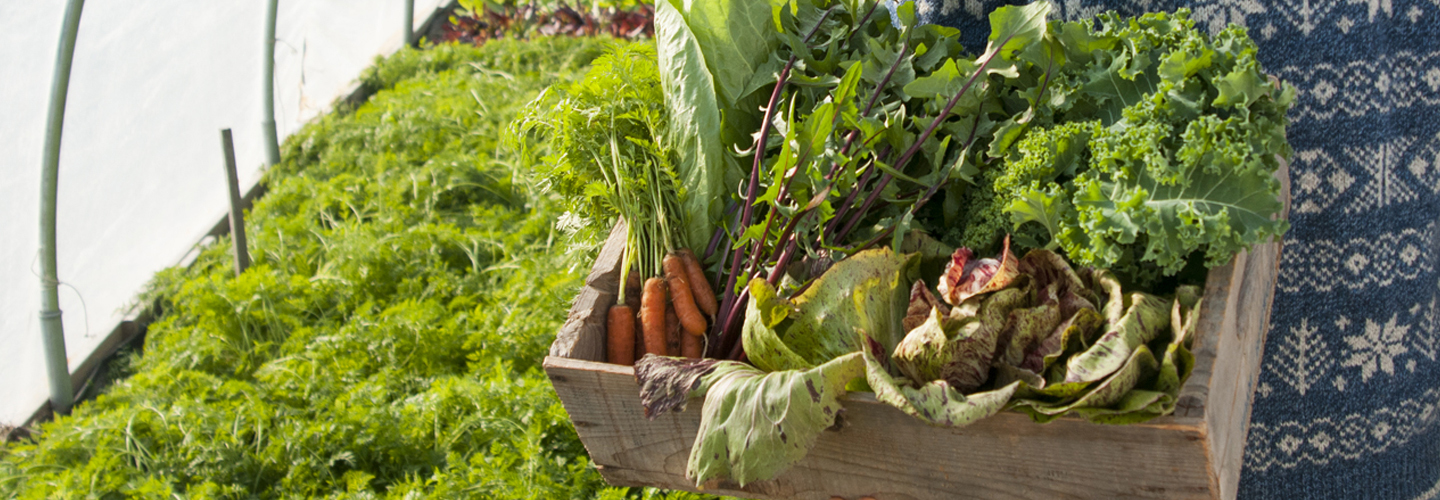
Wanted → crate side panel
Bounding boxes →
[547,357,1214,500]
[550,222,627,361]
[1212,241,1282,500]
[545,357,694,471]
[1177,258,1238,420]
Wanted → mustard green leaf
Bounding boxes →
[984,1,1054,62]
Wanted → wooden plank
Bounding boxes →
[1203,158,1290,500]
[549,221,628,361]
[1215,241,1282,499]
[1174,258,1237,420]
[546,356,1213,500]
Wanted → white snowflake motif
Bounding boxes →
[1341,314,1411,382]
[1190,0,1267,34]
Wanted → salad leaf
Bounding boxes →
[864,336,1019,427]
[936,237,1020,306]
[683,352,866,486]
[1064,292,1170,383]
[742,249,920,372]
[1013,344,1161,422]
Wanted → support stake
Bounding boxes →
[404,0,416,47]
[261,0,281,166]
[38,0,87,416]
[220,129,250,275]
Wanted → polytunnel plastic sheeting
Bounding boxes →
[0,0,446,426]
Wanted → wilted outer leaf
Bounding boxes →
[655,0,726,249]
[685,352,865,486]
[743,249,920,372]
[864,339,1018,427]
[636,355,726,419]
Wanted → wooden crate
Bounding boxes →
[544,171,1288,500]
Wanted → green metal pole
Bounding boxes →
[220,129,251,275]
[39,0,86,416]
[404,0,415,47]
[261,0,281,166]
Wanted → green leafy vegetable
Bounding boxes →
[742,248,920,371]
[947,10,1292,285]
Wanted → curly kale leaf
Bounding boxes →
[947,11,1292,281]
[957,121,1097,252]
[1064,113,1288,275]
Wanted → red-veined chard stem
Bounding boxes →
[715,6,837,340]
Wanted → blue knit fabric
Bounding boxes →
[904,0,1440,497]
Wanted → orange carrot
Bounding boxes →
[678,248,718,317]
[641,277,668,356]
[606,304,636,366]
[681,324,703,359]
[663,254,707,335]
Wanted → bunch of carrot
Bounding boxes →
[607,248,717,365]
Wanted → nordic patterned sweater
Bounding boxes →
[904,0,1440,497]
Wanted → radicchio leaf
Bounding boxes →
[1019,248,1098,319]
[995,284,1064,370]
[1039,306,1106,378]
[863,338,1018,427]
[1064,292,1170,383]
[892,307,955,385]
[1013,344,1161,422]
[903,280,948,333]
[937,236,1019,306]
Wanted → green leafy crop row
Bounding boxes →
[1,38,716,500]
